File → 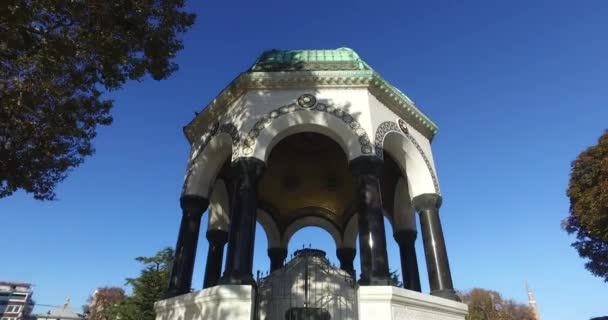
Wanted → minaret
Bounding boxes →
[526,282,540,320]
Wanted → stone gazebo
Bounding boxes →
[154,48,468,320]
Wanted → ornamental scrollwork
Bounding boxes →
[374,120,440,193]
[241,94,373,156]
[182,121,240,193]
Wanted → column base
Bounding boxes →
[431,288,461,302]
[359,276,393,286]
[155,285,254,320]
[358,286,468,320]
[219,273,256,286]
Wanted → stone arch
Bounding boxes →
[257,208,281,248]
[374,120,439,197]
[281,216,343,248]
[240,95,373,162]
[208,179,230,231]
[182,122,239,198]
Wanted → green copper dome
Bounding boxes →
[250,48,369,72]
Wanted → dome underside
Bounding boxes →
[256,133,402,234]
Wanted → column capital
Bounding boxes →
[349,155,384,177]
[180,195,209,213]
[393,229,417,244]
[412,193,442,211]
[268,247,288,272]
[206,229,228,245]
[268,247,287,256]
[336,247,356,260]
[336,248,356,279]
[229,157,265,180]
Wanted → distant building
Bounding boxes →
[0,281,35,320]
[527,283,541,320]
[36,298,82,320]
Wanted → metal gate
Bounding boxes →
[256,249,358,320]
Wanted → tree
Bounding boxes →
[563,129,608,281]
[0,0,195,200]
[113,247,174,320]
[459,288,535,320]
[85,287,125,320]
[389,269,403,287]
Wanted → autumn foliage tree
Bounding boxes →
[563,129,608,281]
[0,0,195,200]
[85,287,125,320]
[460,288,535,320]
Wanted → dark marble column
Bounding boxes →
[336,248,356,279]
[393,229,421,291]
[203,229,228,289]
[220,158,265,285]
[413,193,459,301]
[350,156,391,285]
[268,247,287,272]
[167,195,208,298]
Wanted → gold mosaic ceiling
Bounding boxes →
[257,133,354,231]
[257,133,402,233]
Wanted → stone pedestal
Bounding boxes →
[358,286,468,320]
[155,285,254,320]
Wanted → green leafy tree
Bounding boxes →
[563,129,608,281]
[0,0,195,200]
[389,269,403,287]
[460,288,535,320]
[114,247,174,320]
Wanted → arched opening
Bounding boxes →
[381,151,403,226]
[250,111,365,162]
[257,132,355,245]
[382,131,438,197]
[252,222,270,277]
[383,215,402,287]
[191,209,209,289]
[288,226,338,265]
[183,133,234,198]
[282,216,342,248]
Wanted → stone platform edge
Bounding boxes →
[358,286,468,319]
[154,285,254,320]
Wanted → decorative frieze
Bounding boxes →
[183,71,439,144]
[182,121,240,195]
[241,94,373,156]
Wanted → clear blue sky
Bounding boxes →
[2,0,607,318]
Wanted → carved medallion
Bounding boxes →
[297,94,317,108]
